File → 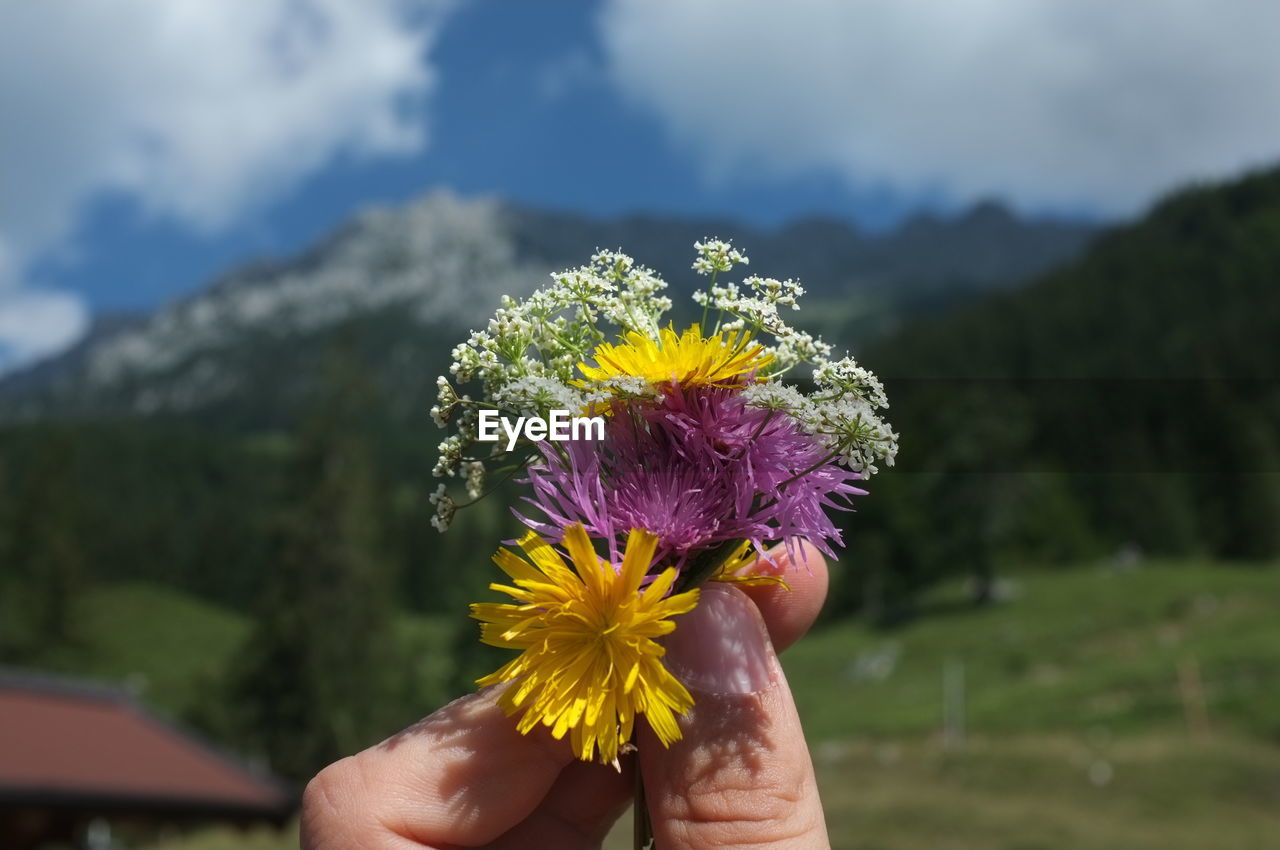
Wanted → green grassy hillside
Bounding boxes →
[37,582,455,731]
[792,561,1280,741]
[70,582,248,713]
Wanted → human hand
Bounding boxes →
[301,541,831,849]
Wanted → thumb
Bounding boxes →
[639,584,830,849]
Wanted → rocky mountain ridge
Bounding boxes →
[0,190,1095,422]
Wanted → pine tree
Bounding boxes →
[0,454,15,657]
[0,431,85,662]
[231,339,408,781]
[1211,401,1280,559]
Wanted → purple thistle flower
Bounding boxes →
[517,387,866,573]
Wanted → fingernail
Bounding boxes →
[740,544,784,576]
[664,585,779,695]
[743,542,789,576]
[740,540,812,578]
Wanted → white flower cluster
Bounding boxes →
[692,238,749,276]
[690,260,897,475]
[741,359,898,477]
[813,358,890,410]
[693,275,832,370]
[580,374,661,410]
[740,381,815,419]
[433,249,670,485]
[809,395,899,477]
[807,358,898,474]
[430,238,898,529]
[695,273,803,334]
[428,483,456,532]
[463,461,486,501]
[490,374,585,417]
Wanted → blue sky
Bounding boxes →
[2,0,1280,373]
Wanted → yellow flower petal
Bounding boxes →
[709,541,793,591]
[471,523,700,763]
[576,323,772,390]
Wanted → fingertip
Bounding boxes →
[737,539,829,653]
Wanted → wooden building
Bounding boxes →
[0,671,295,849]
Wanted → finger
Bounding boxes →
[483,757,632,849]
[640,585,829,849]
[734,538,829,653]
[300,687,624,849]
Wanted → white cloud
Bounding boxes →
[0,288,88,375]
[599,0,1280,216]
[0,0,452,373]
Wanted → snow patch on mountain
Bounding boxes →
[93,192,537,383]
[1,191,552,417]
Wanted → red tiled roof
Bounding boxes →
[0,673,293,820]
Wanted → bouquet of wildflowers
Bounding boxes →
[430,239,896,842]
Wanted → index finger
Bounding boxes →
[734,538,830,653]
[301,686,618,849]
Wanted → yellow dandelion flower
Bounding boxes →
[471,523,701,764]
[577,323,772,389]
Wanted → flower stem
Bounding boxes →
[634,746,654,849]
[774,447,843,490]
[674,538,751,593]
[453,449,537,509]
[699,268,718,329]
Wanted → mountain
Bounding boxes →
[872,174,1280,381]
[0,194,544,424]
[0,192,1094,424]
